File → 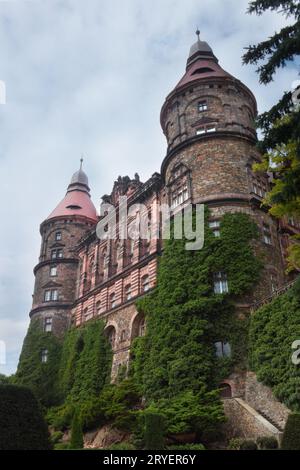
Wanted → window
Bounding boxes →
[107,327,116,348]
[198,101,208,112]
[196,125,216,135]
[171,185,189,209]
[263,224,272,245]
[83,307,89,320]
[270,274,277,293]
[51,249,63,259]
[139,318,146,337]
[253,179,266,198]
[96,300,101,315]
[141,275,150,293]
[209,220,220,237]
[213,272,229,294]
[215,341,231,358]
[50,266,57,277]
[55,231,62,241]
[41,349,48,363]
[125,285,132,301]
[192,67,214,75]
[110,293,116,309]
[44,317,52,332]
[44,289,58,302]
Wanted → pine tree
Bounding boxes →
[70,410,84,450]
[243,1,300,270]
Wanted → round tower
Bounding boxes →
[30,162,98,337]
[160,33,286,301]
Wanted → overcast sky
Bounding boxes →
[0,0,298,376]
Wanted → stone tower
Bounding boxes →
[30,163,98,337]
[160,33,286,303]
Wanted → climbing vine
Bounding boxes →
[130,210,262,404]
[249,278,300,411]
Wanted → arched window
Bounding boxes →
[105,326,116,348]
[219,383,232,399]
[131,313,146,339]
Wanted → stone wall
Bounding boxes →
[245,372,290,431]
[223,398,282,442]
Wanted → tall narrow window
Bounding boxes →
[198,101,208,112]
[55,231,62,241]
[141,275,150,293]
[125,285,132,301]
[96,300,101,315]
[263,224,272,245]
[139,317,146,337]
[44,317,52,332]
[209,220,221,237]
[213,272,229,294]
[50,266,57,277]
[41,349,48,363]
[110,293,116,309]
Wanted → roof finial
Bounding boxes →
[196,28,200,41]
[80,156,83,170]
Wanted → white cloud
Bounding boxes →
[0,0,297,375]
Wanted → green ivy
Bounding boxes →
[14,318,62,407]
[130,210,262,401]
[249,279,300,411]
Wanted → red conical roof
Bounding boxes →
[47,164,98,223]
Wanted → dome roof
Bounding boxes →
[46,160,98,223]
[70,168,89,186]
[189,39,213,57]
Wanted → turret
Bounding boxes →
[30,161,98,337]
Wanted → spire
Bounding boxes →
[186,31,218,69]
[46,161,98,222]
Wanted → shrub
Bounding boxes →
[257,436,278,450]
[227,438,244,450]
[108,442,136,450]
[0,384,52,450]
[281,413,300,450]
[54,442,71,450]
[144,412,165,450]
[50,431,64,445]
[70,410,84,450]
[167,444,205,450]
[240,440,257,450]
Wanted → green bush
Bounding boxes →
[167,444,205,450]
[70,410,84,449]
[0,384,52,450]
[281,413,300,450]
[50,430,64,445]
[54,442,71,450]
[240,440,258,450]
[108,442,136,450]
[144,412,165,450]
[228,438,244,450]
[257,436,278,450]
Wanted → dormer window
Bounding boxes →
[198,101,208,112]
[192,67,214,75]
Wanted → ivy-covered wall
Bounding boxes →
[15,318,112,407]
[249,278,300,412]
[130,211,262,401]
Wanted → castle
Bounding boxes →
[28,33,299,392]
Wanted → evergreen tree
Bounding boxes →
[243,1,300,269]
[70,410,84,450]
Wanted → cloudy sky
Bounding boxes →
[0,0,298,375]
